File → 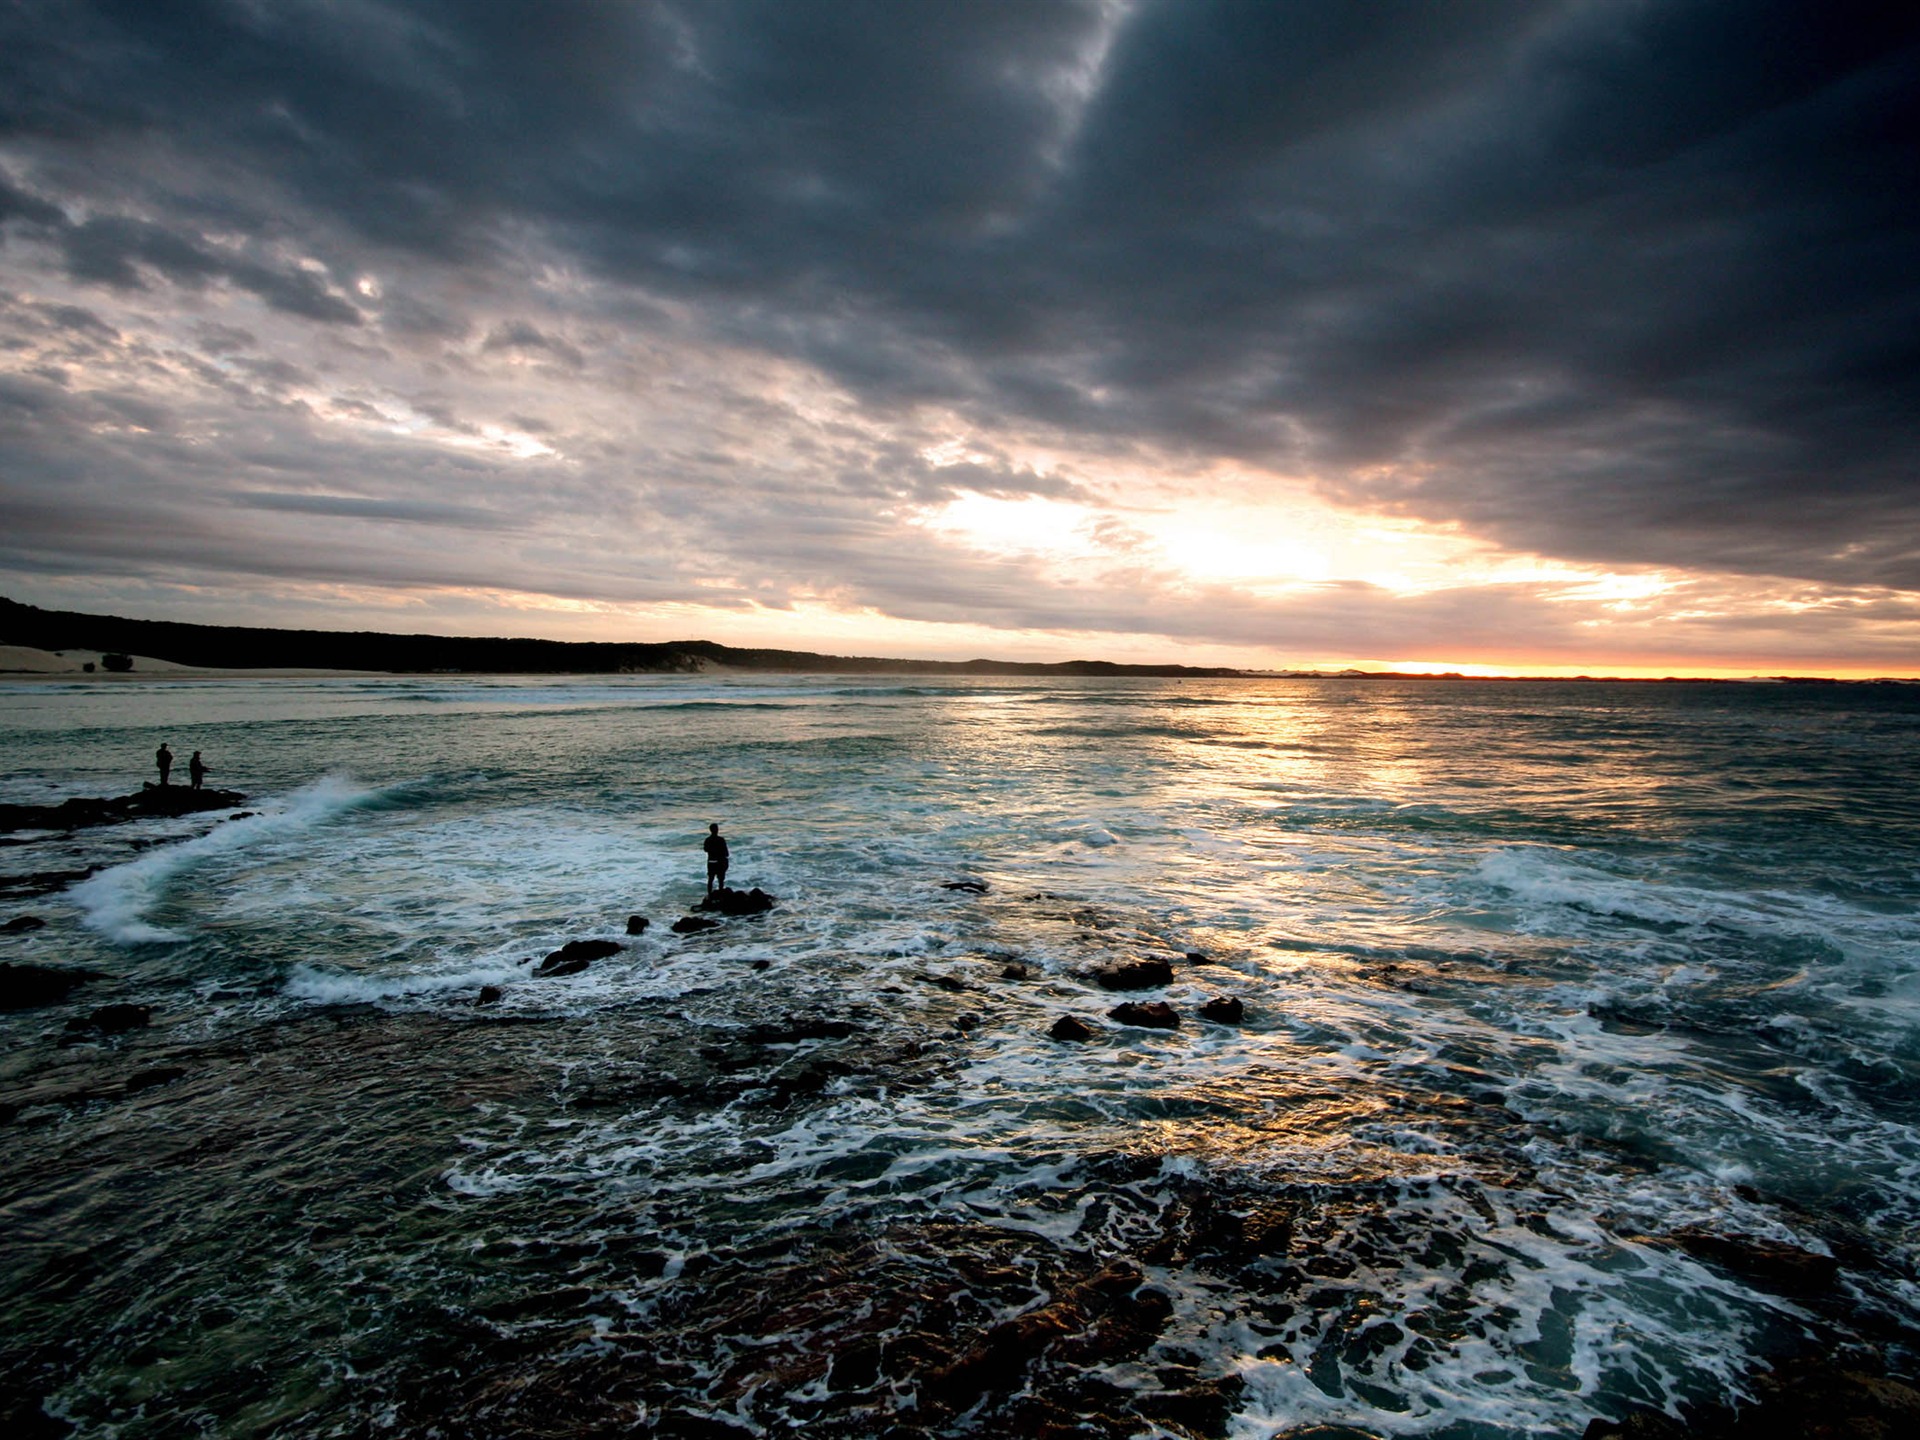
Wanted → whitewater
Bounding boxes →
[2,673,1916,1438]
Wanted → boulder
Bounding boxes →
[1109,1001,1179,1030]
[1049,1015,1096,1042]
[476,985,503,1006]
[1186,950,1213,964]
[0,962,96,1009]
[694,887,777,916]
[533,939,622,977]
[1091,958,1174,990]
[625,914,650,935]
[672,915,723,935]
[2,914,47,933]
[1000,963,1029,980]
[1199,996,1245,1024]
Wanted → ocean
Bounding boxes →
[2,674,1917,1438]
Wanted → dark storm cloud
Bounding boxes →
[2,0,1918,635]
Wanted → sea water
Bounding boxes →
[2,675,1917,1437]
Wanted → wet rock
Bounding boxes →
[1199,995,1246,1024]
[1186,950,1213,964]
[925,1259,1175,1413]
[625,914,650,935]
[694,886,776,916]
[124,1065,187,1094]
[534,938,623,977]
[227,811,257,821]
[1136,1374,1246,1437]
[1665,1226,1841,1298]
[1091,958,1173,990]
[942,879,989,894]
[749,959,771,971]
[476,985,503,1006]
[3,914,47,932]
[67,1002,151,1034]
[924,1298,1089,1406]
[0,786,248,833]
[1109,1001,1179,1030]
[916,972,970,993]
[1049,1015,1096,1042]
[672,915,723,935]
[1000,963,1030,980]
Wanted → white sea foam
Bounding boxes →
[69,775,389,944]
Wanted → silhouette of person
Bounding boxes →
[188,751,207,790]
[156,743,173,787]
[703,823,730,894]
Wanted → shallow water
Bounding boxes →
[3,675,1917,1437]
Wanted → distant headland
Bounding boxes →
[2,598,1911,683]
[0,597,1254,679]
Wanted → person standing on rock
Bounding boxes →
[188,751,207,790]
[703,823,730,894]
[155,743,173,786]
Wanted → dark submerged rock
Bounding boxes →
[1583,1349,1920,1440]
[1199,996,1246,1024]
[672,915,723,935]
[1091,958,1174,990]
[1049,1015,1096,1042]
[1186,950,1213,964]
[1109,1001,1179,1030]
[67,1002,152,1034]
[0,869,97,900]
[942,879,989,894]
[475,985,503,1006]
[625,914,650,935]
[1000,963,1029,980]
[0,962,96,1009]
[124,1066,188,1094]
[3,914,47,933]
[1666,1226,1841,1298]
[694,886,776,916]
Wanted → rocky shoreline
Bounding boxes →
[5,829,1918,1436]
[0,784,249,834]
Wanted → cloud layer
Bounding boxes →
[2,1,1917,668]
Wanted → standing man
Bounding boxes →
[703,823,730,894]
[188,750,207,790]
[155,742,173,786]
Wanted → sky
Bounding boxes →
[2,1,1917,676]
